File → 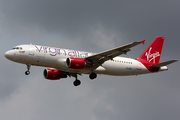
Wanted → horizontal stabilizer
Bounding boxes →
[150,60,178,68]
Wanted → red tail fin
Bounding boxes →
[137,36,165,64]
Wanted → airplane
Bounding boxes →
[4,36,178,86]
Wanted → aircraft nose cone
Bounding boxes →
[5,51,13,60]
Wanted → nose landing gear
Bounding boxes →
[25,64,31,75]
[25,71,30,75]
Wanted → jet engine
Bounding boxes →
[66,57,86,69]
[43,68,67,80]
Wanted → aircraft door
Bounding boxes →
[137,62,142,71]
[29,45,35,55]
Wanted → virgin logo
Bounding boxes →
[145,47,160,63]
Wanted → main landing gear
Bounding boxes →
[73,79,81,86]
[25,64,31,75]
[89,72,97,80]
[72,72,97,86]
[73,75,81,86]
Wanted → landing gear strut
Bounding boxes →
[73,75,81,86]
[89,72,97,80]
[25,64,31,75]
[71,72,97,86]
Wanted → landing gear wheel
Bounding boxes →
[89,72,97,80]
[25,71,30,75]
[73,80,81,86]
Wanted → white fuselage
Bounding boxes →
[5,44,164,76]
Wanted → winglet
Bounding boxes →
[141,40,145,45]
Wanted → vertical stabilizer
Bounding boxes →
[137,36,164,64]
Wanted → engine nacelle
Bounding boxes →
[43,68,67,80]
[66,57,86,69]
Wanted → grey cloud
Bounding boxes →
[0,0,180,120]
[1,0,180,52]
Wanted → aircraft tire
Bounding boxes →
[25,71,30,75]
[73,80,81,86]
[89,73,97,80]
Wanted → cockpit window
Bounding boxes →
[12,47,23,50]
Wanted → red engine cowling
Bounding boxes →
[43,68,67,80]
[66,57,86,69]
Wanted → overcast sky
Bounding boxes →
[0,0,180,120]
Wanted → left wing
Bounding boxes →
[85,40,145,70]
